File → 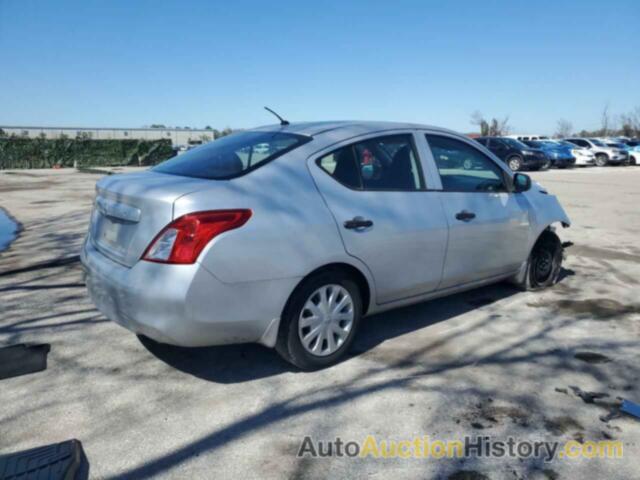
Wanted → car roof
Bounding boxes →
[250,121,459,140]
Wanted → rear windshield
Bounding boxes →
[153,131,310,179]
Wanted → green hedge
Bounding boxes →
[0,138,175,169]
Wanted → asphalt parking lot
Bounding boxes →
[1,166,639,479]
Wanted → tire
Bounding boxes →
[276,270,362,370]
[517,232,563,291]
[462,158,473,170]
[508,156,522,171]
[595,153,608,167]
[541,159,551,170]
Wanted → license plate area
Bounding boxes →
[92,212,134,261]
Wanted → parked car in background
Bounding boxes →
[602,140,635,165]
[552,140,596,166]
[475,137,548,171]
[521,140,575,168]
[81,121,570,369]
[621,140,640,165]
[564,138,628,166]
[253,143,270,154]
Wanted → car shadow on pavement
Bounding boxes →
[350,281,519,359]
[139,280,528,384]
[138,335,296,382]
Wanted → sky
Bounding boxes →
[1,0,638,135]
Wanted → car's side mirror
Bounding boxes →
[513,173,531,193]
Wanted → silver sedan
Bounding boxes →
[82,121,570,369]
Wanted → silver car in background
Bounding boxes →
[82,121,570,369]
[564,137,628,166]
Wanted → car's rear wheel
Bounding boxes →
[508,156,522,171]
[517,231,563,290]
[541,159,551,170]
[595,153,608,167]
[276,271,362,370]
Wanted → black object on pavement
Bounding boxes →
[0,344,51,380]
[0,439,88,480]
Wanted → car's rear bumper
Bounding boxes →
[81,238,298,347]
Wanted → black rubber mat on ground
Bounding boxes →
[0,439,88,480]
[0,344,50,380]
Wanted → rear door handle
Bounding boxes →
[344,216,373,229]
[455,210,476,222]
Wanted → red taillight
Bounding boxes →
[142,209,252,264]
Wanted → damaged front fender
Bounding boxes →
[525,180,571,237]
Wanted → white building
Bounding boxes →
[0,125,216,146]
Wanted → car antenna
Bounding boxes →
[264,106,290,126]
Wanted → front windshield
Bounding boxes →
[589,139,606,147]
[502,138,529,149]
[153,131,310,179]
[526,141,545,148]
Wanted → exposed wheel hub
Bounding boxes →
[534,250,554,283]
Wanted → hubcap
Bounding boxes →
[509,159,520,170]
[463,159,473,170]
[298,284,354,357]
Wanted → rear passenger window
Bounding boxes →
[317,147,361,189]
[317,134,424,191]
[425,134,507,193]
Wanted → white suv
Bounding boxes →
[564,138,628,166]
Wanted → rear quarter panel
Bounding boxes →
[173,146,367,285]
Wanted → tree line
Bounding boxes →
[471,105,640,138]
[148,124,235,139]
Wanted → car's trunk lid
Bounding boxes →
[89,171,213,267]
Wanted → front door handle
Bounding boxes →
[455,210,476,222]
[344,216,373,229]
